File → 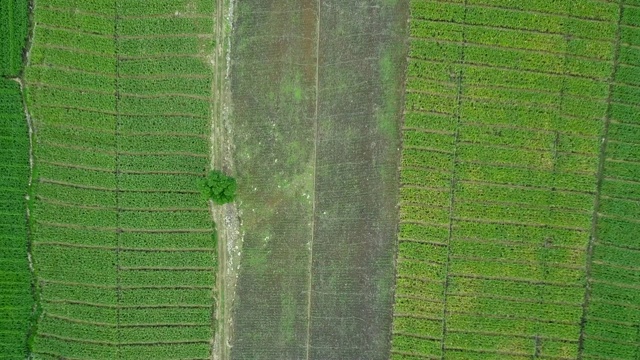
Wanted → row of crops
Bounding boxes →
[0,0,32,358]
[24,0,218,358]
[392,0,638,359]
[0,79,31,360]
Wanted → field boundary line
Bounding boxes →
[424,0,614,23]
[390,350,440,359]
[593,241,640,252]
[40,279,213,291]
[407,56,606,82]
[113,0,122,356]
[412,17,615,45]
[451,273,584,287]
[590,279,640,291]
[449,256,587,270]
[454,198,594,214]
[446,328,579,343]
[395,294,446,304]
[447,291,584,307]
[37,332,210,346]
[592,259,640,272]
[46,314,116,327]
[444,346,542,358]
[393,313,443,321]
[37,44,115,58]
[398,238,448,247]
[29,63,214,80]
[31,351,84,360]
[440,1,468,357]
[29,81,114,96]
[451,217,590,232]
[39,6,113,18]
[119,92,210,101]
[457,178,596,195]
[305,1,321,359]
[118,33,215,40]
[453,237,586,251]
[392,332,442,342]
[577,2,624,358]
[457,140,600,157]
[409,35,612,63]
[459,121,601,140]
[457,159,597,176]
[31,104,209,119]
[119,266,215,271]
[43,299,212,309]
[35,24,112,38]
[34,241,215,252]
[119,13,212,21]
[118,53,212,61]
[589,316,640,328]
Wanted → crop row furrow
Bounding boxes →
[408,56,606,82]
[423,0,617,23]
[409,35,610,63]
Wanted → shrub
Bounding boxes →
[199,170,237,205]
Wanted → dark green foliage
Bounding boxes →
[199,170,237,205]
[0,0,29,76]
[0,78,31,360]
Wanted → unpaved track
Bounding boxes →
[210,0,238,359]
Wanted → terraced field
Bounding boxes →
[392,0,640,359]
[1,0,639,359]
[24,0,219,358]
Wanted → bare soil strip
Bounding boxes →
[228,1,407,359]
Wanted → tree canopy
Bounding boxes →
[199,170,237,205]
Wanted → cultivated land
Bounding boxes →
[1,0,640,359]
[0,79,31,360]
[229,0,405,358]
[23,0,219,358]
[0,0,32,358]
[0,0,28,76]
[391,0,640,359]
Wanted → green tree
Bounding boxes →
[199,170,237,205]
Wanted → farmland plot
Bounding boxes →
[24,0,218,358]
[0,79,31,360]
[0,0,29,76]
[392,0,638,359]
[0,0,34,357]
[229,0,406,358]
[580,2,640,358]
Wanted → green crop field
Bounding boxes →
[0,0,33,358]
[1,0,639,359]
[0,79,31,360]
[391,0,640,359]
[0,0,28,77]
[22,0,219,358]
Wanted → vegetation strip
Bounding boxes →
[0,0,33,358]
[24,0,219,358]
[391,1,638,359]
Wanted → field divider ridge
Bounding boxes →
[113,0,122,355]
[440,1,469,357]
[576,1,625,358]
